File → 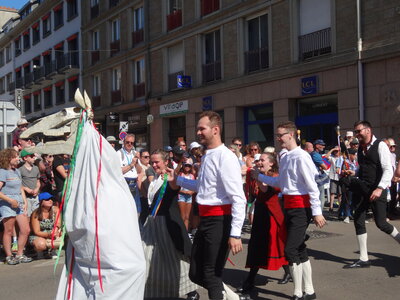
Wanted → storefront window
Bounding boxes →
[244,104,273,149]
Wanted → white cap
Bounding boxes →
[17,118,28,126]
[263,146,275,154]
[189,141,202,150]
[389,139,396,146]
[106,136,117,142]
[346,131,353,137]
[254,153,261,161]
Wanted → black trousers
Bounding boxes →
[353,190,394,235]
[189,215,232,300]
[284,207,311,265]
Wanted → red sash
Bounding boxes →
[283,194,311,209]
[198,204,232,216]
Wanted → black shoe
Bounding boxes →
[292,296,304,300]
[278,273,292,284]
[343,260,371,269]
[304,293,317,300]
[239,294,252,300]
[186,291,200,300]
[237,280,255,293]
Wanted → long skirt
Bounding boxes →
[142,216,197,298]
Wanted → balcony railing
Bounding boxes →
[244,47,269,73]
[24,73,34,86]
[133,82,145,99]
[109,0,119,8]
[24,98,32,114]
[15,49,22,57]
[110,40,120,56]
[91,50,100,65]
[299,27,331,60]
[44,61,57,77]
[132,29,144,47]
[8,81,15,91]
[167,9,182,31]
[34,67,45,81]
[201,0,219,16]
[56,56,65,71]
[64,52,79,68]
[168,71,184,91]
[111,89,121,103]
[91,4,99,19]
[92,95,101,108]
[202,61,221,83]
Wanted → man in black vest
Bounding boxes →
[344,121,400,269]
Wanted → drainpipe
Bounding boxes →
[357,0,364,120]
[144,0,152,150]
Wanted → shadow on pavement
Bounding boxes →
[307,248,354,265]
[368,251,400,277]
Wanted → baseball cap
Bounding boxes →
[346,131,353,137]
[189,141,202,151]
[389,140,396,146]
[172,145,185,155]
[106,136,117,142]
[254,153,261,161]
[20,149,34,158]
[348,148,357,155]
[314,139,325,146]
[184,158,193,166]
[39,192,53,202]
[17,118,28,126]
[164,145,173,152]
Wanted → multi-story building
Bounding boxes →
[83,0,400,150]
[0,0,81,122]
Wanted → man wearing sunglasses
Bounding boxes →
[343,121,400,269]
[118,134,142,215]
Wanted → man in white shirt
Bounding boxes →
[343,121,400,269]
[175,111,248,300]
[252,121,325,300]
[118,134,142,215]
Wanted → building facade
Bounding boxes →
[82,0,400,151]
[0,0,82,124]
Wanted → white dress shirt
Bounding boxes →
[258,146,322,216]
[177,144,246,237]
[118,148,138,179]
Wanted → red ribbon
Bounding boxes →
[67,247,75,300]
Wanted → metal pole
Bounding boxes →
[357,0,364,121]
[2,101,7,149]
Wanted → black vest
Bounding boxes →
[357,139,383,188]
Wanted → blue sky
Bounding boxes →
[0,0,26,10]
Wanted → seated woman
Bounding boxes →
[140,149,198,300]
[29,192,61,258]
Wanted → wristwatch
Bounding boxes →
[230,235,241,239]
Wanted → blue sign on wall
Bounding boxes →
[301,76,318,96]
[202,96,213,111]
[177,75,192,88]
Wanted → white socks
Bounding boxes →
[223,283,239,300]
[302,260,314,295]
[290,263,303,298]
[390,227,400,244]
[357,233,369,261]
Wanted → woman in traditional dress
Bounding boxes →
[239,152,291,293]
[140,149,199,300]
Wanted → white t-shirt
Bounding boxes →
[118,148,138,179]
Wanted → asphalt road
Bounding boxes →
[1,216,400,299]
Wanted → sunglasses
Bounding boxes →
[124,141,134,145]
[234,143,242,147]
[353,128,367,134]
[142,156,150,158]
[250,148,258,151]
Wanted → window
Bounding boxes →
[91,0,99,19]
[0,77,5,94]
[15,38,21,57]
[245,14,268,73]
[6,73,12,91]
[68,76,79,101]
[112,68,121,91]
[167,0,182,31]
[55,81,65,104]
[0,50,4,67]
[299,0,331,60]
[43,14,51,37]
[33,92,41,111]
[168,44,184,91]
[24,95,32,114]
[203,30,221,83]
[132,7,144,46]
[67,0,78,20]
[91,0,99,5]
[111,19,120,42]
[32,23,40,44]
[54,4,64,29]
[93,74,101,96]
[201,0,219,16]
[91,31,100,64]
[23,31,30,50]
[110,0,119,8]
[133,58,145,99]
[6,46,11,62]
[44,87,52,108]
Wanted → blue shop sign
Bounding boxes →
[177,75,192,88]
[301,76,318,96]
[202,96,213,111]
